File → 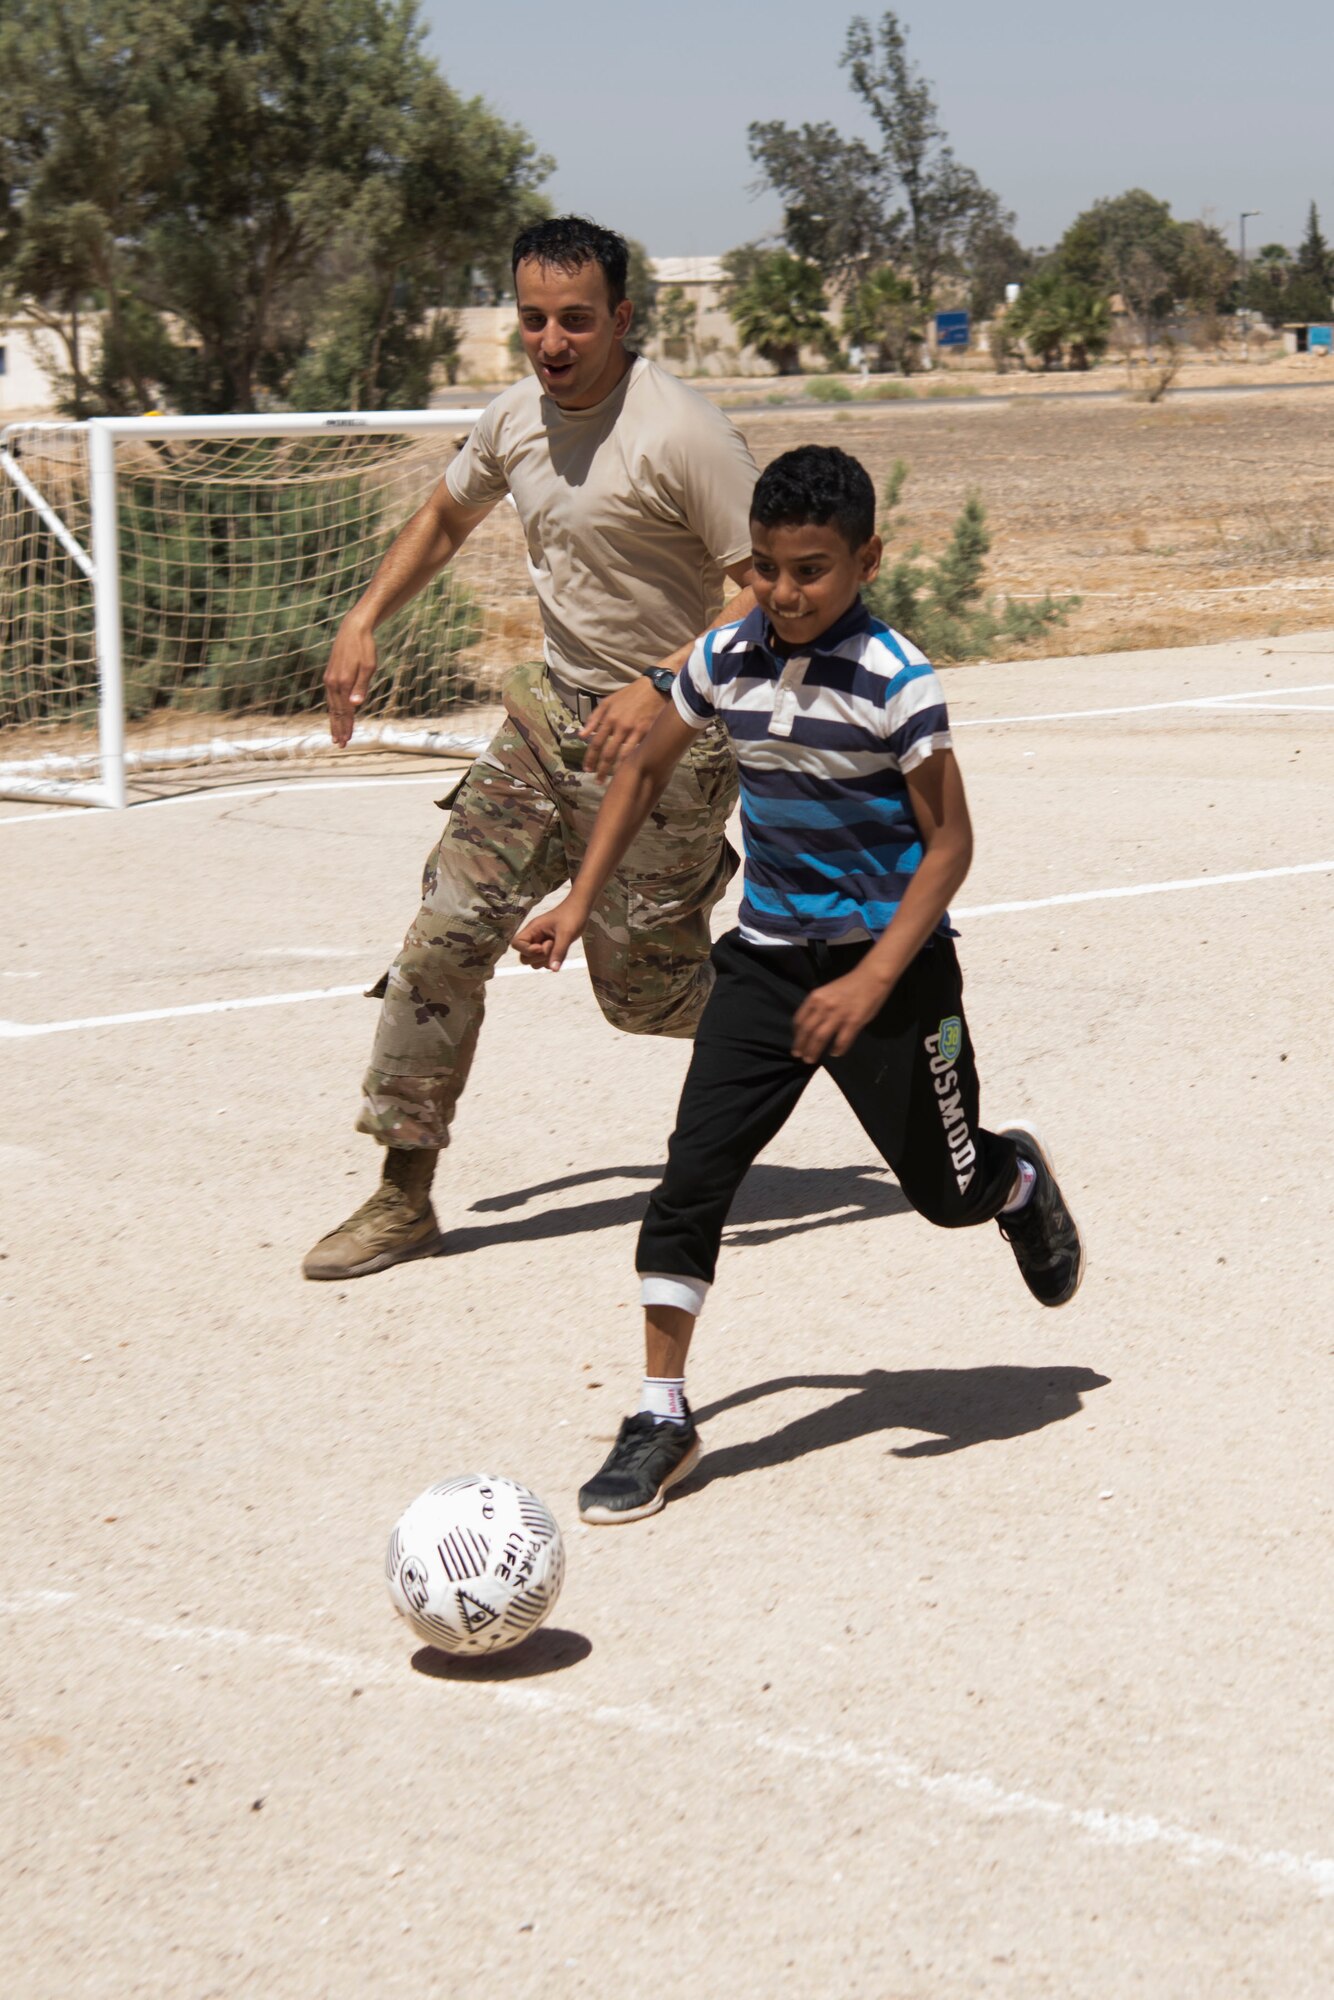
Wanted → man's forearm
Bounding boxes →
[652,584,757,678]
[352,495,465,630]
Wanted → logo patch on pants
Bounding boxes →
[924,1020,976,1194]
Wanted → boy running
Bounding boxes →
[514,445,1084,1523]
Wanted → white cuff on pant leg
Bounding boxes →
[639,1272,711,1316]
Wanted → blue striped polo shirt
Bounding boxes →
[673,597,954,945]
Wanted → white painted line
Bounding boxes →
[955,859,1334,920]
[0,769,470,828]
[955,680,1334,730]
[5,855,1330,1041]
[3,680,1332,830]
[4,1587,1331,1901]
[0,956,587,1038]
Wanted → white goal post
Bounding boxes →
[0,410,534,808]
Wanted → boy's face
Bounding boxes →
[514,256,634,408]
[749,520,882,648]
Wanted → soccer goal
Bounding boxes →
[0,410,536,807]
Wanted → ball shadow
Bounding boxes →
[410,1627,592,1681]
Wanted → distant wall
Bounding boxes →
[0,321,64,417]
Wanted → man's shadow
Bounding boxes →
[680,1365,1110,1489]
[443,1161,911,1256]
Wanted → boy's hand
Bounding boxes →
[513,897,588,971]
[791,967,892,1064]
[579,677,667,781]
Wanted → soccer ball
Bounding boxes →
[385,1474,565,1657]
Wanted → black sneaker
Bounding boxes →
[996,1122,1085,1307]
[578,1408,702,1525]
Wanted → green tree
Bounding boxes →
[625,239,659,350]
[747,12,1011,309]
[724,251,832,375]
[657,285,698,363]
[1176,219,1236,317]
[745,120,897,285]
[1006,271,1110,370]
[0,0,550,415]
[1281,202,1334,322]
[864,461,1076,661]
[961,197,1032,321]
[842,265,922,373]
[1056,190,1183,349]
[841,12,1006,307]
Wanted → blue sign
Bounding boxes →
[935,311,970,349]
[1309,324,1332,350]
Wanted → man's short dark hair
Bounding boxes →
[750,445,876,550]
[511,216,629,309]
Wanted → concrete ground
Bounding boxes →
[2,631,1332,1998]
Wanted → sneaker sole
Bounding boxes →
[578,1437,702,1525]
[302,1229,443,1282]
[1000,1119,1086,1306]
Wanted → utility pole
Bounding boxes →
[1239,210,1261,362]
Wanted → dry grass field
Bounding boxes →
[440,388,1334,681]
[744,391,1334,660]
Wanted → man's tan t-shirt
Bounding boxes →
[445,355,758,695]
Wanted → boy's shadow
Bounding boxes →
[682,1364,1110,1489]
[444,1161,911,1255]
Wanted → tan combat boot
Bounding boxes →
[302,1148,441,1280]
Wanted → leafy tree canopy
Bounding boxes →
[0,0,551,414]
[746,11,1016,311]
[723,250,832,375]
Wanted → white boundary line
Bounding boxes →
[953,680,1334,730]
[0,769,466,828]
[0,955,587,1039]
[3,1587,1331,1901]
[4,859,1330,1040]
[2,680,1332,829]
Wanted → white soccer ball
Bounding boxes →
[385,1474,565,1657]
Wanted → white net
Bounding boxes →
[0,417,539,802]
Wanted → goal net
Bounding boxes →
[0,411,538,807]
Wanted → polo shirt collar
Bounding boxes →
[717,594,873,659]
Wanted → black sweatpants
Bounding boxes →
[636,928,1018,1289]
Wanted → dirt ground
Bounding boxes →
[2,630,1332,1997]
[431,386,1334,672]
[741,389,1334,660]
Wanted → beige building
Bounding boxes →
[0,319,66,418]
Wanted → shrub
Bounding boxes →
[806,376,854,402]
[864,460,1078,661]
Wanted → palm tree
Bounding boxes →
[726,252,831,375]
[1006,272,1110,370]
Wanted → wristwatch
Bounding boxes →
[646,667,676,697]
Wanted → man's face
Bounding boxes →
[749,520,882,647]
[514,257,634,408]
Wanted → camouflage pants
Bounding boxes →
[358,661,739,1150]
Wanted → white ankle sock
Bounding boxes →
[639,1376,688,1424]
[1000,1156,1038,1215]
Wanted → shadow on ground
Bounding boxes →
[682,1365,1110,1489]
[445,1161,911,1255]
[410,1627,592,1681]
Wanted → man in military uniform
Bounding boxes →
[305,216,758,1279]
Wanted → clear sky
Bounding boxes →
[419,0,1331,257]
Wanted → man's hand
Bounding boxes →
[791,967,893,1065]
[513,895,589,971]
[324,614,378,747]
[579,677,668,782]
